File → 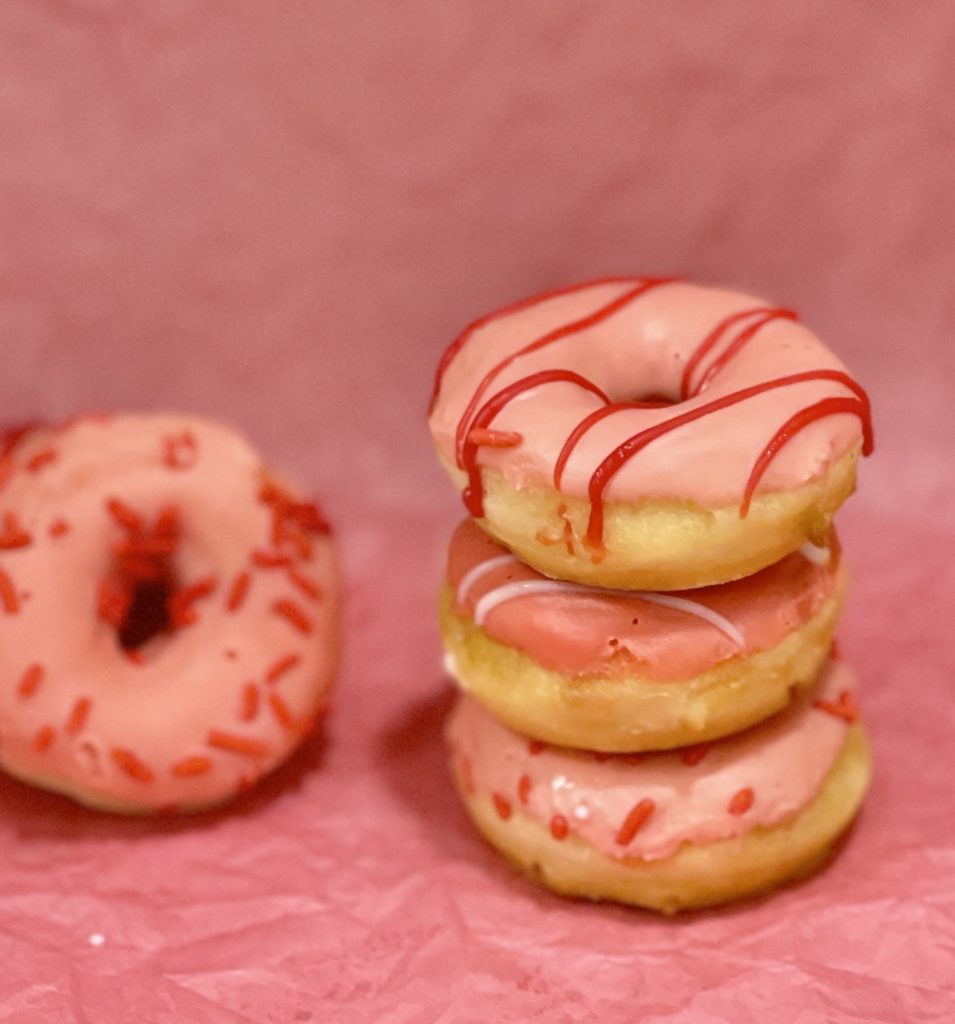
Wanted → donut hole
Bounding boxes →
[118,577,174,651]
[628,391,680,407]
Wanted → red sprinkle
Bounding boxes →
[162,431,198,470]
[252,549,293,569]
[517,774,532,805]
[168,577,217,628]
[528,739,546,756]
[466,427,524,449]
[153,505,181,539]
[615,798,656,846]
[105,497,144,533]
[287,568,322,602]
[0,568,20,614]
[25,448,58,472]
[550,814,569,840]
[171,755,213,777]
[65,697,92,736]
[207,730,271,758]
[492,793,512,820]
[97,578,130,628]
[0,512,32,549]
[48,518,70,538]
[17,662,44,699]
[272,599,313,635]
[240,683,260,722]
[33,725,55,752]
[814,689,858,723]
[681,743,712,767]
[226,571,251,613]
[285,499,332,536]
[265,654,300,684]
[729,787,755,815]
[269,693,296,732]
[111,748,155,783]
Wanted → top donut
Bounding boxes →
[428,278,873,590]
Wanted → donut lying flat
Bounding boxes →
[429,279,874,590]
[447,659,869,913]
[441,519,845,751]
[0,414,338,813]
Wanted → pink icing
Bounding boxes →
[0,414,337,810]
[429,280,867,507]
[447,659,856,861]
[447,519,839,681]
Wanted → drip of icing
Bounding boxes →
[471,570,746,650]
[799,540,830,565]
[455,553,520,607]
[583,369,873,546]
[462,369,610,518]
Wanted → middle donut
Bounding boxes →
[440,518,845,752]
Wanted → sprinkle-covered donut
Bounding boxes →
[428,279,874,590]
[447,658,870,913]
[0,414,338,813]
[441,518,845,751]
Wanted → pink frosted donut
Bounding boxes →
[447,658,871,912]
[0,414,338,813]
[441,518,845,750]
[428,278,874,590]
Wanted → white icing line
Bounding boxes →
[472,576,747,650]
[631,592,746,650]
[456,553,521,607]
[473,579,606,627]
[799,540,830,565]
[442,651,459,680]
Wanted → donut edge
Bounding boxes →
[439,444,860,590]
[452,722,871,914]
[439,569,846,751]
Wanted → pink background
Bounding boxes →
[1,2,954,1021]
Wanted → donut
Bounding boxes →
[0,413,338,813]
[447,658,870,913]
[428,278,874,590]
[440,518,845,751]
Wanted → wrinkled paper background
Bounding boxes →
[1,2,953,1021]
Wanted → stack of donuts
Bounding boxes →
[428,278,874,913]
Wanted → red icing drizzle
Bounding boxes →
[461,370,610,518]
[452,278,675,466]
[582,370,873,547]
[443,288,874,546]
[429,276,643,415]
[680,308,797,399]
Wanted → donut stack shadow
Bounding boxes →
[426,282,873,914]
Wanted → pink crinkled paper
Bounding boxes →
[1,2,953,1021]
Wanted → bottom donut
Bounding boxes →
[446,659,870,914]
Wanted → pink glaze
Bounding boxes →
[429,280,869,509]
[447,520,839,681]
[447,659,857,862]
[0,415,337,811]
